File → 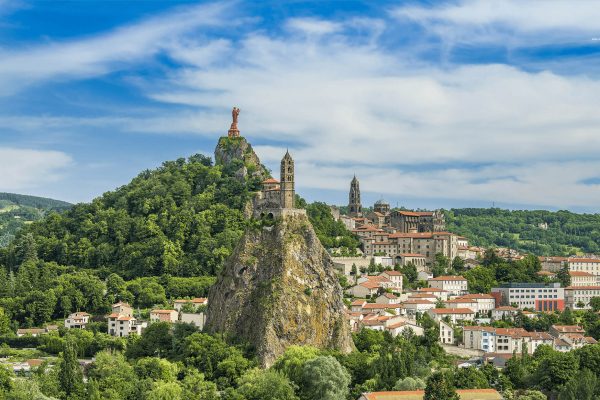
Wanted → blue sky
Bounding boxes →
[1,0,600,212]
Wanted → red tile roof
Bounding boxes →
[430,308,474,314]
[428,275,467,281]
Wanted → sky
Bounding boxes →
[1,0,600,212]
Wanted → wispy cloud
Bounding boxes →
[0,1,232,95]
[0,148,72,190]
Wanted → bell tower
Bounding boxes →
[280,151,295,209]
[348,175,362,217]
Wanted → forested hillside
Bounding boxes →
[0,154,256,279]
[0,193,71,248]
[447,208,600,256]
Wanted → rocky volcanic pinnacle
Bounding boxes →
[205,212,354,366]
[214,136,270,182]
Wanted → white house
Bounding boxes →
[375,293,400,305]
[427,308,475,324]
[402,299,435,316]
[439,320,454,345]
[64,312,90,329]
[427,276,468,296]
[454,294,496,314]
[107,314,146,337]
[380,270,403,292]
[491,306,519,320]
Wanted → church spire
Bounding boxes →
[280,151,295,209]
[348,176,362,217]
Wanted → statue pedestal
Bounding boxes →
[228,123,240,138]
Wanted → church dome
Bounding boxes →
[375,198,389,206]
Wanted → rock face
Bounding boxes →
[205,212,354,366]
[214,136,269,182]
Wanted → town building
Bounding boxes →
[106,301,145,337]
[107,314,146,337]
[173,297,208,312]
[453,294,496,314]
[463,326,554,354]
[64,312,90,329]
[565,286,600,309]
[568,258,600,275]
[359,231,460,265]
[439,320,454,345]
[16,326,58,337]
[539,256,568,272]
[427,308,475,324]
[569,271,598,287]
[150,309,178,323]
[389,210,445,233]
[491,283,565,312]
[428,275,468,296]
[491,306,519,320]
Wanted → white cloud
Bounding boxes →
[0,2,232,95]
[0,148,72,190]
[3,4,600,209]
[391,0,600,50]
[393,0,600,32]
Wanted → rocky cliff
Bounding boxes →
[205,212,354,366]
[214,136,270,182]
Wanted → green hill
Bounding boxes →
[0,193,72,247]
[0,154,256,278]
[446,208,600,256]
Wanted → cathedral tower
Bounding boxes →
[280,151,295,209]
[348,176,362,217]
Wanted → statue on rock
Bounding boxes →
[228,106,241,138]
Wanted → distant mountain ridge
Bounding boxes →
[0,192,72,247]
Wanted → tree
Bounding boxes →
[126,322,173,359]
[556,262,571,288]
[431,254,449,277]
[451,257,465,273]
[0,307,11,335]
[298,356,351,400]
[134,357,178,382]
[558,368,599,400]
[0,364,14,393]
[236,369,299,400]
[533,350,578,393]
[424,372,459,400]
[272,346,321,387]
[393,376,426,391]
[559,307,575,325]
[464,267,497,294]
[180,369,219,400]
[146,381,182,400]
[57,338,84,399]
[590,297,600,312]
[401,263,418,285]
[87,351,138,400]
[515,390,547,400]
[452,366,489,389]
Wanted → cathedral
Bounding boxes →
[346,176,445,233]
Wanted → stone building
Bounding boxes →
[389,209,445,233]
[348,176,362,217]
[254,151,305,218]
